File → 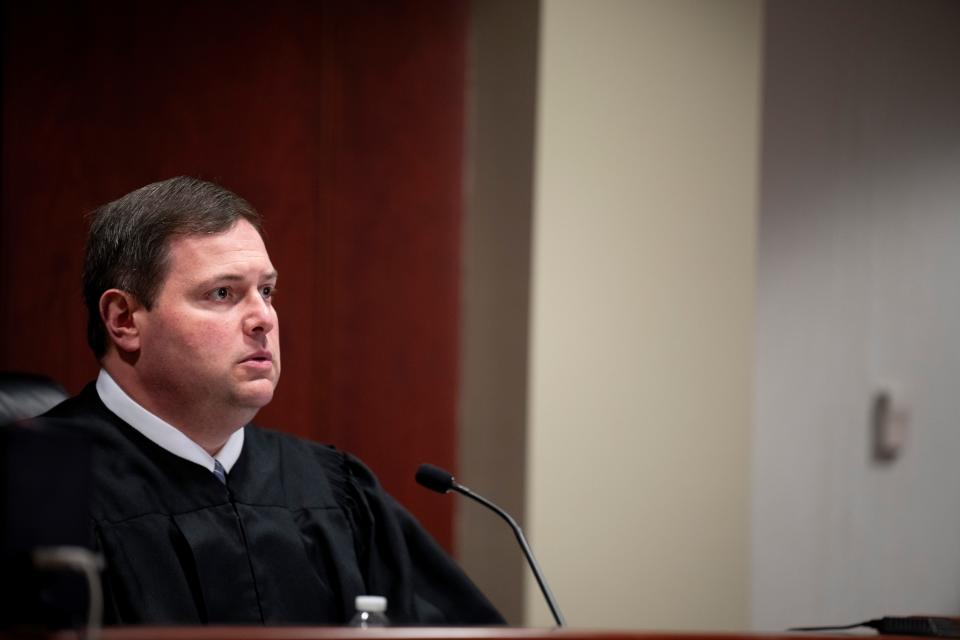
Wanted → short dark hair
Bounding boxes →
[83,176,263,358]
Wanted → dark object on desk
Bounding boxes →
[791,616,960,637]
[0,419,94,629]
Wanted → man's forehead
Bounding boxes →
[166,221,275,277]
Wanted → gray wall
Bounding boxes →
[753,0,960,629]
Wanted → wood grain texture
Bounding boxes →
[0,0,466,549]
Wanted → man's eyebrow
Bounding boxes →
[200,270,279,285]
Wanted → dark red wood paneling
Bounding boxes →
[0,0,466,550]
[313,2,467,550]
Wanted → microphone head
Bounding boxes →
[415,463,455,493]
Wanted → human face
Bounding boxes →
[133,220,281,427]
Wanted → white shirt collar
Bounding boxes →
[95,369,244,475]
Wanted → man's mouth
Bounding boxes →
[241,351,273,365]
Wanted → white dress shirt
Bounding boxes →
[96,369,244,476]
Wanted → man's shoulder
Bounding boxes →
[42,381,105,420]
[245,423,338,455]
[242,426,386,497]
[243,423,355,479]
[40,382,124,443]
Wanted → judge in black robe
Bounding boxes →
[43,383,504,626]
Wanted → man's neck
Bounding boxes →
[101,357,254,454]
[96,369,246,473]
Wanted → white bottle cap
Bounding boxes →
[355,595,388,613]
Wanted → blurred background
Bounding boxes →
[2,0,959,631]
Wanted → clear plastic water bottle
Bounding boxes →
[349,595,389,628]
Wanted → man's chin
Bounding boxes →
[234,378,278,409]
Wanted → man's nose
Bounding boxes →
[243,294,275,335]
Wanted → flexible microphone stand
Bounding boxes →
[416,463,566,627]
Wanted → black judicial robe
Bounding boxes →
[43,384,503,626]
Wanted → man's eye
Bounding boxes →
[212,287,230,300]
[261,285,274,298]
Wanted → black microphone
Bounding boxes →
[415,463,566,627]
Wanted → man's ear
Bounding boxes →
[99,289,144,353]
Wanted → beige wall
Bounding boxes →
[524,0,762,628]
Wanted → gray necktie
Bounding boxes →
[213,459,227,484]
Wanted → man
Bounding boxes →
[44,177,503,625]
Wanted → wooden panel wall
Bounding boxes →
[0,0,467,549]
